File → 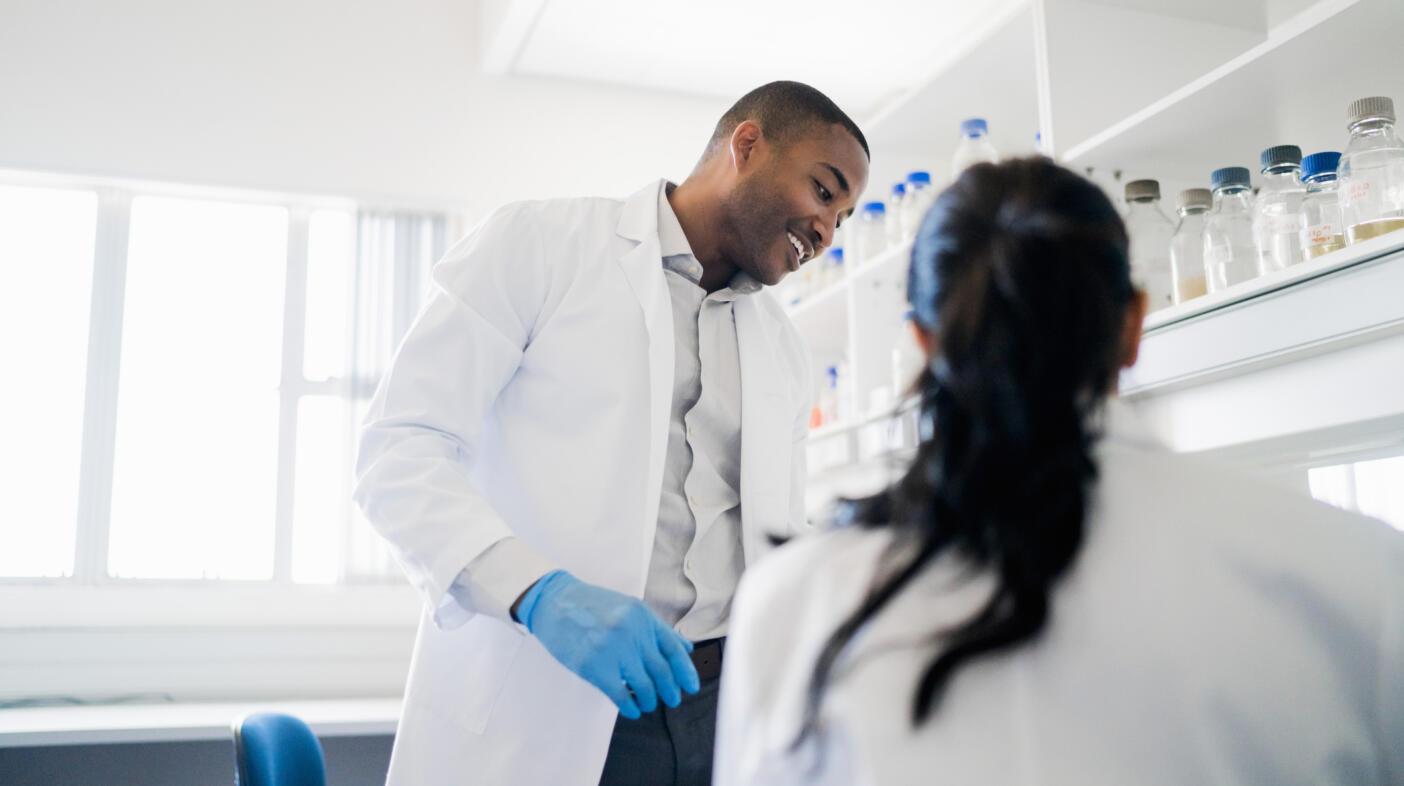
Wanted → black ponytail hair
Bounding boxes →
[797,157,1135,742]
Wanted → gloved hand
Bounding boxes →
[516,570,700,719]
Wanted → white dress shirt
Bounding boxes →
[716,400,1404,785]
[449,183,758,640]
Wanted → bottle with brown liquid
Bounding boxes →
[1338,96,1404,244]
[1124,179,1176,311]
[1170,189,1211,303]
[1298,152,1346,260]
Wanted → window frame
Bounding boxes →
[0,168,465,591]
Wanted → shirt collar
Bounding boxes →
[657,181,762,296]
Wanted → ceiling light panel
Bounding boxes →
[511,0,1003,117]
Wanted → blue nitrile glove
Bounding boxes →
[516,570,701,719]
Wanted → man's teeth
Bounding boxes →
[788,232,807,261]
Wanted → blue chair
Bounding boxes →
[233,712,327,786]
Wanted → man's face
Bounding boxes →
[719,123,869,287]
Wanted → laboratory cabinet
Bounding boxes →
[795,0,1404,513]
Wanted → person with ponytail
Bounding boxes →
[713,158,1404,785]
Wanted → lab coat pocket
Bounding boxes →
[413,614,527,736]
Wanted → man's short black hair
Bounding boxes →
[708,81,870,160]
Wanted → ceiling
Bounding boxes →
[489,0,1018,119]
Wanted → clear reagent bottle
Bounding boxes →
[1204,166,1259,292]
[902,172,934,241]
[1338,95,1404,244]
[1123,179,1176,311]
[1298,152,1346,260]
[1252,144,1307,274]
[1169,188,1212,304]
[852,202,888,266]
[952,118,999,178]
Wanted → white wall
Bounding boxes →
[0,0,730,213]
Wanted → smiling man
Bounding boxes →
[354,81,869,786]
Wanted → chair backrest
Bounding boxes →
[233,712,327,786]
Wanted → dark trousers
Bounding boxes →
[597,672,721,786]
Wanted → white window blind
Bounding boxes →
[0,173,454,586]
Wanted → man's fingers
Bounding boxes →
[602,677,643,720]
[641,639,683,708]
[620,656,658,714]
[655,621,701,694]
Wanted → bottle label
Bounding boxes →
[1342,180,1372,206]
[1262,216,1299,235]
[1204,243,1233,266]
[1303,222,1338,245]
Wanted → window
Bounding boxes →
[0,173,453,585]
[107,197,290,580]
[1309,454,1404,533]
[0,184,98,578]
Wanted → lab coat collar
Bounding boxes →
[617,179,667,244]
[615,181,669,336]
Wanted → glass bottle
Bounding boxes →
[1169,188,1211,303]
[1123,179,1176,311]
[1203,167,1259,292]
[886,183,907,246]
[1298,152,1347,260]
[1252,145,1306,274]
[902,172,934,242]
[952,118,999,177]
[851,202,888,266]
[1339,96,1404,244]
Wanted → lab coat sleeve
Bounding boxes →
[447,536,557,625]
[353,202,558,630]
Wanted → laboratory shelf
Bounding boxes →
[1123,232,1404,395]
[847,240,914,289]
[801,0,1404,481]
[860,0,1042,195]
[1061,0,1404,186]
[1142,230,1404,333]
[782,279,848,358]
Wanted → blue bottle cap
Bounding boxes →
[1301,152,1342,181]
[960,118,988,137]
[1211,166,1252,191]
[829,247,844,262]
[907,171,932,185]
[863,201,886,213]
[891,182,906,196]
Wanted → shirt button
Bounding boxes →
[687,425,695,438]
[688,494,698,506]
[685,559,694,572]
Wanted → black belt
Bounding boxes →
[689,637,725,680]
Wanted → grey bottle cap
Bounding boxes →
[1348,96,1395,127]
[1124,179,1160,202]
[1260,145,1302,172]
[1177,188,1212,211]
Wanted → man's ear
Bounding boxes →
[729,120,764,172]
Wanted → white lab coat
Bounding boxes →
[354,180,811,786]
[716,401,1404,786]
